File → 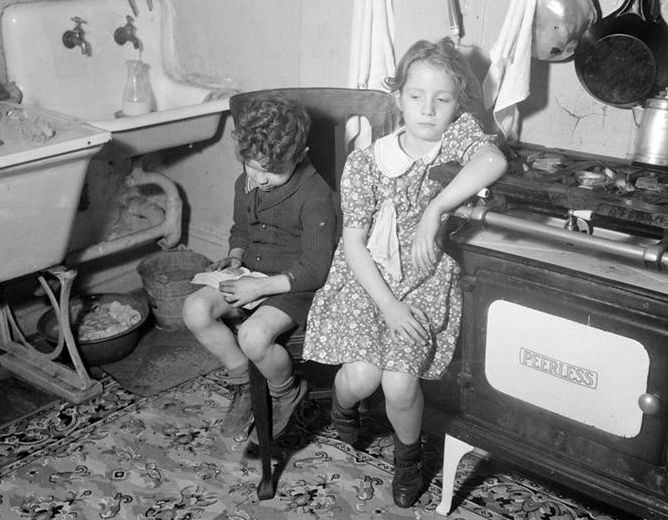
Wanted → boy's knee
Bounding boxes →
[182,293,212,331]
[236,321,273,361]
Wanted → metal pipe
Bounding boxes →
[66,168,182,265]
[447,0,462,43]
[454,205,668,270]
[136,170,182,248]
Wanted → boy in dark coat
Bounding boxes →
[183,93,338,441]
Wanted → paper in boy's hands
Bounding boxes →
[191,267,268,310]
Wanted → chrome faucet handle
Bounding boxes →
[70,16,87,27]
[114,15,143,51]
[63,16,92,56]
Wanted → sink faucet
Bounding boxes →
[114,15,143,51]
[62,16,92,56]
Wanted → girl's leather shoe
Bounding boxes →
[392,459,424,508]
[392,434,424,508]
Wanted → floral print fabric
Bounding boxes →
[303,113,494,379]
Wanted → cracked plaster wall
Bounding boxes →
[0,0,663,276]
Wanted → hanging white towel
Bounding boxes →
[367,198,402,280]
[482,0,536,140]
[345,0,396,149]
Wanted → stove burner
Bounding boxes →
[498,145,668,235]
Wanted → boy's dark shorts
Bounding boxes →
[237,290,314,329]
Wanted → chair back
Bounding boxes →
[229,87,398,195]
[229,91,398,446]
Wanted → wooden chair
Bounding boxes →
[228,87,398,499]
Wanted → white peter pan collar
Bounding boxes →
[373,127,442,178]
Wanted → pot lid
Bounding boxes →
[645,90,668,108]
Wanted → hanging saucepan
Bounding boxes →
[532,0,598,61]
[574,0,668,108]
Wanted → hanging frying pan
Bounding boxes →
[574,0,668,108]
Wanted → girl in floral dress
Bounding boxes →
[302,36,507,508]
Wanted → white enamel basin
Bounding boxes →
[0,103,111,282]
[1,0,229,157]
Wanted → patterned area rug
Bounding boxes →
[0,370,630,519]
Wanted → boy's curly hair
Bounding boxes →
[232,93,311,171]
[384,37,483,118]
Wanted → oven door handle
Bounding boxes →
[638,392,662,415]
[453,205,668,271]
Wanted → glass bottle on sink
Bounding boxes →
[121,59,152,116]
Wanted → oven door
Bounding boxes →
[456,240,668,479]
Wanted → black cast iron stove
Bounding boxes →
[435,144,668,520]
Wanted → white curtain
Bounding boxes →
[345,0,396,148]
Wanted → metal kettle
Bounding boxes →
[632,92,668,167]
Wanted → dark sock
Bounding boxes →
[394,434,422,464]
[332,391,358,418]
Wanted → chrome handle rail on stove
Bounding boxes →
[454,205,668,271]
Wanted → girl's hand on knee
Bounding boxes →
[412,207,442,272]
[381,300,429,344]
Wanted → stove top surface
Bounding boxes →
[454,208,668,294]
[498,144,668,233]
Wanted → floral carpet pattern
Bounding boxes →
[0,370,629,520]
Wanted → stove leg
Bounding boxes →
[436,434,475,516]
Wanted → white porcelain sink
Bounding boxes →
[1,0,229,157]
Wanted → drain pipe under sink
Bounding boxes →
[65,166,182,265]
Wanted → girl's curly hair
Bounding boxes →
[232,93,311,171]
[384,37,483,118]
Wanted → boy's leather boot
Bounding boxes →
[269,375,308,438]
[330,390,360,445]
[221,381,253,437]
[392,434,424,508]
[221,365,253,438]
[249,375,308,443]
